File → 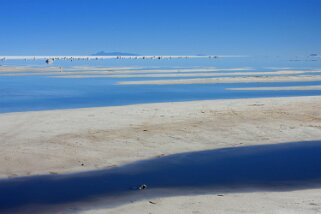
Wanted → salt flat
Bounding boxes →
[117,75,321,85]
[227,85,321,91]
[1,96,320,178]
[1,96,321,213]
[1,64,321,213]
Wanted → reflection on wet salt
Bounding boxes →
[1,73,321,113]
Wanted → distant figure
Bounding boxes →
[59,67,63,72]
[45,59,53,64]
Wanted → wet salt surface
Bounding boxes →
[1,58,321,113]
[1,141,321,213]
[1,74,321,113]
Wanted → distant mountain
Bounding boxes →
[91,51,140,56]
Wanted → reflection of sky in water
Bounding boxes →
[1,57,321,113]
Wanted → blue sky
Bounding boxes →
[0,0,320,56]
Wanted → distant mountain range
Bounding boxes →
[91,51,140,56]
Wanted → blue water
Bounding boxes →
[1,75,321,113]
[1,141,321,213]
[1,57,321,113]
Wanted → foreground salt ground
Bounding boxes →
[1,96,321,178]
[83,190,321,214]
[1,96,321,213]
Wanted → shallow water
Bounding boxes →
[1,141,321,213]
[1,75,321,113]
[1,57,321,113]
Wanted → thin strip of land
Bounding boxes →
[226,85,321,91]
[117,75,321,85]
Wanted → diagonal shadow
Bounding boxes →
[1,141,321,213]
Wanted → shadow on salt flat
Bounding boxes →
[1,141,321,213]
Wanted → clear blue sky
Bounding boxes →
[0,0,320,56]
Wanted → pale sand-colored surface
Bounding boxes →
[2,67,321,78]
[226,85,321,91]
[0,67,255,77]
[49,70,321,79]
[117,75,321,85]
[83,190,321,214]
[1,96,321,213]
[0,66,142,73]
[1,96,321,178]
[0,66,252,74]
